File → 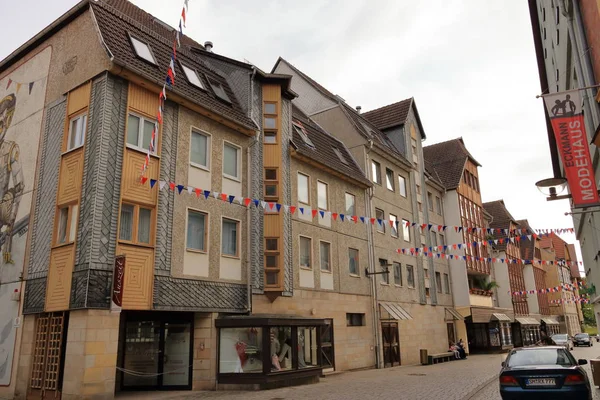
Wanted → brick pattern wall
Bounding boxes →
[534,266,550,315]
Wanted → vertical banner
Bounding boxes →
[111,255,126,313]
[543,89,600,207]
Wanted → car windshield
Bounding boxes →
[574,334,589,339]
[552,334,567,341]
[507,348,574,367]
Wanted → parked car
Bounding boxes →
[499,346,591,400]
[574,333,593,347]
[552,334,573,350]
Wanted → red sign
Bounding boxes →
[111,255,126,309]
[543,89,600,207]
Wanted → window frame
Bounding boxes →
[180,62,206,90]
[444,273,450,294]
[319,241,331,272]
[375,208,385,234]
[407,265,415,288]
[54,203,79,246]
[263,101,278,145]
[66,112,87,152]
[385,168,395,191]
[206,75,232,104]
[185,208,208,253]
[222,141,241,182]
[297,172,310,205]
[371,160,382,184]
[393,262,402,286]
[435,272,442,294]
[401,219,410,242]
[345,192,356,216]
[427,192,434,212]
[221,217,241,258]
[117,202,154,247]
[317,180,328,211]
[126,112,157,154]
[299,236,313,270]
[189,128,211,170]
[398,175,407,197]
[348,248,360,277]
[264,167,279,201]
[128,34,157,65]
[379,259,389,285]
[264,237,280,287]
[389,213,398,237]
[436,196,442,215]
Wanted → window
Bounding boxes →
[427,192,434,211]
[425,288,430,298]
[264,168,278,200]
[265,237,280,286]
[444,273,450,294]
[190,130,209,168]
[186,210,207,251]
[380,259,389,284]
[402,219,410,241]
[56,204,78,245]
[345,193,355,216]
[317,181,328,210]
[375,208,385,233]
[264,131,277,144]
[473,176,480,192]
[67,114,87,150]
[293,123,315,148]
[127,113,156,153]
[297,173,309,204]
[544,27,546,40]
[440,234,446,247]
[543,7,546,21]
[436,196,442,214]
[416,184,421,195]
[219,328,263,374]
[436,272,442,293]
[393,262,402,286]
[398,175,407,197]
[418,202,422,213]
[389,214,398,237]
[556,29,560,45]
[385,168,394,191]
[130,36,156,64]
[264,101,278,144]
[119,203,152,245]
[223,142,240,180]
[371,160,381,184]
[431,232,437,247]
[346,313,365,327]
[222,218,239,257]
[555,6,559,23]
[320,242,331,272]
[349,248,359,276]
[300,237,312,269]
[207,76,231,103]
[424,268,429,279]
[181,64,205,89]
[333,147,348,165]
[407,265,415,288]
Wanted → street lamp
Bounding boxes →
[535,177,568,200]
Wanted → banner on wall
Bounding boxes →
[111,255,126,313]
[542,89,600,208]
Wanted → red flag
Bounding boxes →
[244,198,251,207]
[220,193,227,202]
[352,215,358,223]
[269,203,275,210]
[332,213,338,220]
[167,68,175,85]
[169,182,175,191]
[290,206,296,214]
[312,209,318,218]
[181,7,186,26]
[195,188,202,197]
[141,176,148,185]
[370,218,376,225]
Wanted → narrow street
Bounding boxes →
[118,345,600,400]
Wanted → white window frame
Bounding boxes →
[345,192,355,216]
[319,241,331,272]
[222,141,241,181]
[67,113,87,151]
[129,35,157,65]
[402,219,410,242]
[317,180,328,211]
[385,168,395,191]
[375,208,385,233]
[127,112,157,154]
[389,214,398,237]
[297,172,310,205]
[221,217,240,258]
[180,63,206,90]
[185,208,208,253]
[398,175,407,197]
[371,160,381,184]
[299,236,312,269]
[348,248,360,276]
[189,128,211,170]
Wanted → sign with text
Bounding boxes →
[111,255,126,313]
[543,89,600,207]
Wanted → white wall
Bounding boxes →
[523,265,540,315]
[493,253,512,310]
[443,191,470,306]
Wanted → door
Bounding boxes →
[381,322,400,367]
[319,319,335,370]
[28,312,68,400]
[446,322,456,346]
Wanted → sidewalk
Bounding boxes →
[117,354,505,400]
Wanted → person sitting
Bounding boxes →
[457,339,467,359]
[449,342,460,359]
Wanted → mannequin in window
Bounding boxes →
[297,329,306,368]
[270,329,281,371]
[278,329,292,369]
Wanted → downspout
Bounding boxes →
[246,68,258,313]
[364,139,381,369]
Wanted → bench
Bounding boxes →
[427,352,456,365]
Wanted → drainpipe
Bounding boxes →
[364,139,381,369]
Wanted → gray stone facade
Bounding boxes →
[281,98,293,296]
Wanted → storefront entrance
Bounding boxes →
[120,312,193,390]
[381,322,400,367]
[320,319,335,370]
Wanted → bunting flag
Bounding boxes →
[3,75,46,94]
[508,282,583,297]
[550,298,589,304]
[141,0,190,179]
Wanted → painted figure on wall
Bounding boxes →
[0,94,24,264]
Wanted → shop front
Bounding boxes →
[465,307,514,353]
[216,315,326,389]
[541,317,561,336]
[513,317,541,347]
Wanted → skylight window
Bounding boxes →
[333,147,349,165]
[293,122,315,149]
[130,36,156,65]
[181,64,205,90]
[206,76,231,103]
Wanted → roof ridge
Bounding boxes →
[362,97,413,116]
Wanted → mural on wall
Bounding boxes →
[0,47,51,386]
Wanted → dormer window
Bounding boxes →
[206,76,231,103]
[293,122,315,149]
[181,63,205,90]
[129,35,156,65]
[333,147,348,165]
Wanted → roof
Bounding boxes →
[567,244,581,278]
[291,105,371,188]
[362,98,413,131]
[423,138,480,190]
[517,219,536,260]
[483,200,519,252]
[90,0,257,131]
[548,232,568,261]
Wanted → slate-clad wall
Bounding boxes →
[23,98,65,314]
[71,73,127,309]
[281,98,293,296]
[251,78,264,293]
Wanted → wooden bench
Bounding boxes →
[427,352,456,365]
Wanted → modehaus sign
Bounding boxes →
[543,89,600,208]
[111,255,126,313]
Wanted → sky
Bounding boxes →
[0,0,585,273]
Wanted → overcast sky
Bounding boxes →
[0,0,585,273]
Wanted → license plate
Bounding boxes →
[526,378,555,386]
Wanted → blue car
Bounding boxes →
[499,346,591,400]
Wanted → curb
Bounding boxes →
[462,374,498,400]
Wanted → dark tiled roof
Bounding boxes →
[423,138,480,190]
[363,98,413,130]
[291,105,371,188]
[91,0,257,131]
[483,200,519,252]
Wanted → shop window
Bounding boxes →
[346,313,365,327]
[219,327,262,373]
[298,327,318,369]
[270,327,293,371]
[119,203,152,245]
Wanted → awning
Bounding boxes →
[445,308,464,321]
[380,302,412,320]
[541,317,560,325]
[515,317,540,326]
[491,313,512,322]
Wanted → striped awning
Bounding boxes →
[491,313,512,322]
[541,317,560,325]
[379,302,412,320]
[515,317,540,326]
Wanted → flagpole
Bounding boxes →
[536,84,600,98]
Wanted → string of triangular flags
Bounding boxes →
[139,178,576,236]
[4,75,46,95]
[140,0,189,179]
[550,298,589,304]
[509,282,584,297]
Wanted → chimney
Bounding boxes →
[356,106,362,113]
[204,41,213,52]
